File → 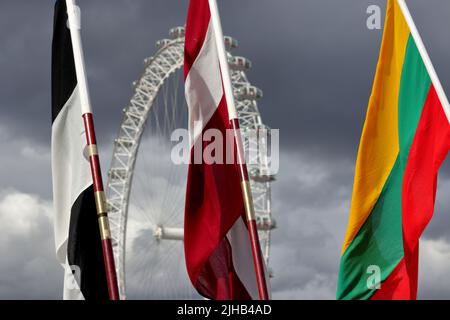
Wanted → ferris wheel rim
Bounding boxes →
[106,28,274,299]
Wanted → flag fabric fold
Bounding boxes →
[337,0,450,300]
[51,0,108,300]
[183,0,261,300]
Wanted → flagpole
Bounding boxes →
[208,0,269,300]
[397,0,450,123]
[66,0,120,300]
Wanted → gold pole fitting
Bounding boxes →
[87,144,99,157]
[94,191,107,215]
[241,180,256,221]
[98,215,112,240]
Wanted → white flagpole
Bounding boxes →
[397,0,450,123]
[208,0,270,300]
[66,0,92,115]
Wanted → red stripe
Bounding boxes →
[102,239,120,300]
[247,220,269,299]
[184,95,251,299]
[196,237,252,300]
[184,0,211,79]
[82,114,104,192]
[88,156,103,193]
[370,259,412,300]
[372,86,449,301]
[82,113,97,145]
[401,85,450,298]
[82,113,119,299]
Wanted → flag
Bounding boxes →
[51,0,108,300]
[183,0,262,300]
[337,0,450,300]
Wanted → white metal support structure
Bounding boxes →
[106,27,276,299]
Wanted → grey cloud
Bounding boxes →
[0,190,61,299]
[1,0,450,299]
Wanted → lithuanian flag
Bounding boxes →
[337,0,450,300]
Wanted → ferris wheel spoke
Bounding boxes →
[162,80,172,138]
[135,133,156,204]
[136,131,167,225]
[160,161,185,226]
[131,172,158,228]
[171,72,181,131]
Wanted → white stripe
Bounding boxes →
[226,217,260,300]
[185,21,224,147]
[51,85,91,299]
[208,0,238,120]
[397,0,450,123]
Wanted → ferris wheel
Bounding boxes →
[106,26,276,299]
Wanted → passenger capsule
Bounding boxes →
[156,39,172,49]
[229,56,252,71]
[169,26,185,39]
[224,36,238,50]
[237,86,263,101]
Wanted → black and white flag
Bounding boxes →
[51,0,108,300]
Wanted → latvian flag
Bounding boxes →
[51,0,108,300]
[184,0,266,300]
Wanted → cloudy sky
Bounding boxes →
[1,0,450,299]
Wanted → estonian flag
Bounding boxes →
[51,0,108,300]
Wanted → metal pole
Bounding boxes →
[207,0,269,300]
[66,0,120,300]
[397,0,450,123]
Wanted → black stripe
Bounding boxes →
[68,185,109,300]
[52,0,77,123]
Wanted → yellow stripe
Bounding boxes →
[342,1,410,254]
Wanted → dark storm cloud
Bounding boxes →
[1,0,450,299]
[268,151,353,298]
[1,0,450,157]
[0,0,187,145]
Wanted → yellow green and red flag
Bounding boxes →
[337,0,450,300]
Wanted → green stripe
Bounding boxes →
[337,36,432,300]
[337,157,404,300]
[398,37,432,167]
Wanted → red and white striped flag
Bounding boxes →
[183,0,265,300]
